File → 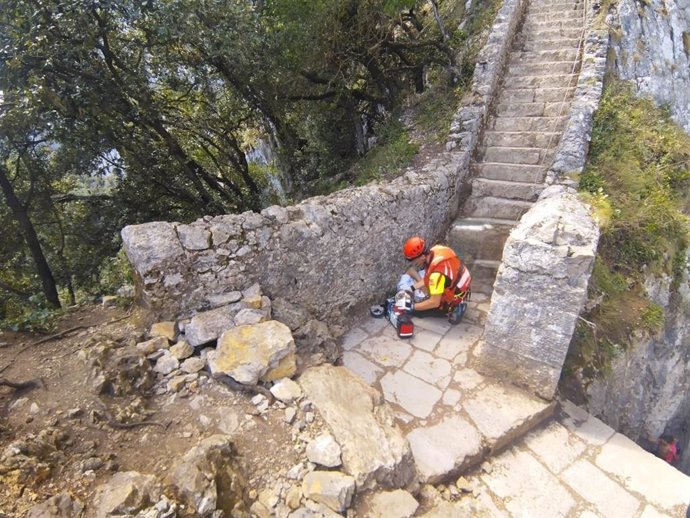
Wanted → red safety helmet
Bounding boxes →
[403,236,426,260]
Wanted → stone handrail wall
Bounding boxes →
[477,7,609,400]
[121,0,527,321]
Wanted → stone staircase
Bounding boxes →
[449,0,587,294]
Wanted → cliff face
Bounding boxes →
[586,251,690,473]
[580,0,690,473]
[609,0,690,133]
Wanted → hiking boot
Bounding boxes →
[448,302,467,325]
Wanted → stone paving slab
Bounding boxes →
[337,297,690,517]
[340,292,555,483]
[463,401,690,518]
[596,432,690,512]
[561,459,641,518]
[482,449,577,517]
[407,415,483,484]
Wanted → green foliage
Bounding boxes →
[98,250,135,296]
[411,84,463,144]
[564,81,690,382]
[351,119,419,186]
[0,0,499,323]
[3,305,62,334]
[640,303,664,334]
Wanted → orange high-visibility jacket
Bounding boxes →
[424,245,471,305]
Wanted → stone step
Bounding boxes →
[479,146,554,166]
[527,5,584,15]
[529,0,585,6]
[483,130,562,148]
[510,48,580,63]
[471,162,547,183]
[487,115,567,133]
[472,178,545,202]
[465,196,534,220]
[499,87,577,103]
[519,27,584,39]
[526,12,585,23]
[527,4,584,11]
[523,18,586,30]
[468,259,503,294]
[448,217,517,264]
[495,101,572,118]
[530,0,585,6]
[502,74,578,88]
[507,61,580,76]
[518,37,582,51]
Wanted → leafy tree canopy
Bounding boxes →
[0,0,482,325]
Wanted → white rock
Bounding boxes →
[284,408,297,424]
[154,352,180,375]
[302,471,355,513]
[270,378,302,403]
[306,434,342,468]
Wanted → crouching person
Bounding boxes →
[402,236,471,324]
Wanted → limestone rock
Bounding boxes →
[169,340,193,360]
[181,357,206,374]
[407,415,483,484]
[184,304,243,347]
[240,282,260,297]
[101,296,118,308]
[0,428,68,486]
[306,434,342,468]
[121,221,185,278]
[26,493,84,518]
[270,378,302,403]
[294,319,334,351]
[177,223,211,250]
[167,375,187,392]
[299,365,415,489]
[85,342,154,396]
[302,471,355,513]
[91,471,162,518]
[361,489,419,518]
[585,248,690,473]
[479,190,598,399]
[208,321,296,385]
[149,321,177,341]
[611,0,690,133]
[165,435,244,517]
[153,352,179,376]
[233,308,270,327]
[271,298,310,331]
[136,336,169,355]
[206,291,242,309]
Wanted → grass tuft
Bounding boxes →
[563,80,690,383]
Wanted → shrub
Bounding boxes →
[564,81,690,384]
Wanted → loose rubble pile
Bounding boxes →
[0,283,506,518]
[0,285,458,517]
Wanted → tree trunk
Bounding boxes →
[0,164,61,308]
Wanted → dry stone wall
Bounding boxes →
[120,0,527,322]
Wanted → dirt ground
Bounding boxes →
[0,303,331,518]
